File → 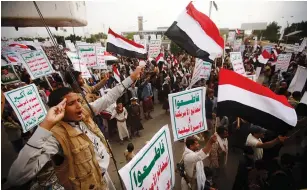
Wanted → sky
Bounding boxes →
[1,0,307,38]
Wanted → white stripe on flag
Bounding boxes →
[107,34,147,55]
[218,84,297,126]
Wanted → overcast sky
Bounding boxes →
[1,0,307,38]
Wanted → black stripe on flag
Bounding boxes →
[217,101,293,134]
[165,21,213,63]
[106,43,147,60]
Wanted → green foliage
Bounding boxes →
[170,42,182,55]
[65,34,82,43]
[86,35,97,43]
[252,22,281,43]
[53,35,65,46]
[92,32,107,39]
[124,32,136,40]
[284,21,307,44]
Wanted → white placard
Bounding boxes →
[119,125,175,190]
[77,45,97,67]
[298,38,307,52]
[288,65,307,93]
[150,34,157,40]
[189,59,212,88]
[275,53,292,73]
[133,35,140,42]
[255,67,262,80]
[19,50,54,80]
[169,87,207,141]
[66,51,91,78]
[230,52,245,75]
[2,51,25,66]
[96,47,106,68]
[233,39,242,52]
[4,84,47,133]
[148,40,162,58]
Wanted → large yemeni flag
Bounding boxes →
[165,2,224,63]
[217,69,297,133]
[107,28,147,59]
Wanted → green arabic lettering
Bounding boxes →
[14,90,26,102]
[25,53,34,60]
[38,114,44,121]
[27,89,33,95]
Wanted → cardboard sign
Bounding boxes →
[233,39,242,52]
[227,31,236,45]
[230,52,246,75]
[66,51,91,78]
[65,40,77,52]
[148,40,162,58]
[4,84,47,133]
[288,65,307,93]
[96,47,106,68]
[189,59,212,88]
[119,125,175,190]
[77,45,97,67]
[169,87,207,141]
[20,50,54,80]
[1,65,20,84]
[275,53,292,73]
[2,52,25,66]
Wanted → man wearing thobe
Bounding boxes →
[7,67,142,190]
[181,135,217,190]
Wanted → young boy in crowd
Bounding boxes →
[124,143,135,163]
[110,102,130,144]
[128,97,143,137]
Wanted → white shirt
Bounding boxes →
[182,147,208,178]
[7,77,133,186]
[246,133,263,160]
[110,107,128,120]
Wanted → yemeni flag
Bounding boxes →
[235,29,240,35]
[296,92,307,116]
[258,49,271,64]
[112,65,121,83]
[107,28,147,59]
[217,69,297,133]
[155,53,164,63]
[165,2,224,63]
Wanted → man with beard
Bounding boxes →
[7,67,142,190]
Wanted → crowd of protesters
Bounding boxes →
[1,40,307,190]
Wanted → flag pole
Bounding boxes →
[209,1,212,18]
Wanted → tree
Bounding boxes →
[85,35,97,43]
[53,35,65,46]
[252,22,281,43]
[283,21,307,44]
[170,42,182,55]
[124,32,136,40]
[92,32,107,39]
[65,34,82,43]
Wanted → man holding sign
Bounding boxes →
[7,67,143,190]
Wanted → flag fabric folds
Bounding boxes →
[165,2,224,63]
[112,64,121,83]
[217,69,297,133]
[107,28,147,59]
[155,53,164,63]
[258,49,271,64]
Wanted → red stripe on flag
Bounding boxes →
[186,2,224,49]
[108,28,145,49]
[262,50,271,59]
[218,69,292,108]
[9,43,29,49]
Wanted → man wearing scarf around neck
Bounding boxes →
[7,67,143,190]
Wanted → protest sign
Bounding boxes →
[288,65,307,93]
[77,45,97,67]
[298,38,307,52]
[148,39,162,58]
[4,84,47,133]
[227,31,235,45]
[20,50,54,80]
[157,35,162,40]
[240,45,245,54]
[253,36,258,51]
[95,47,107,69]
[133,35,140,42]
[65,40,77,52]
[255,67,262,80]
[1,65,20,84]
[150,34,157,40]
[119,125,175,190]
[230,52,246,75]
[275,53,292,73]
[169,87,207,141]
[189,59,212,88]
[233,39,242,52]
[66,51,91,78]
[2,51,25,66]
